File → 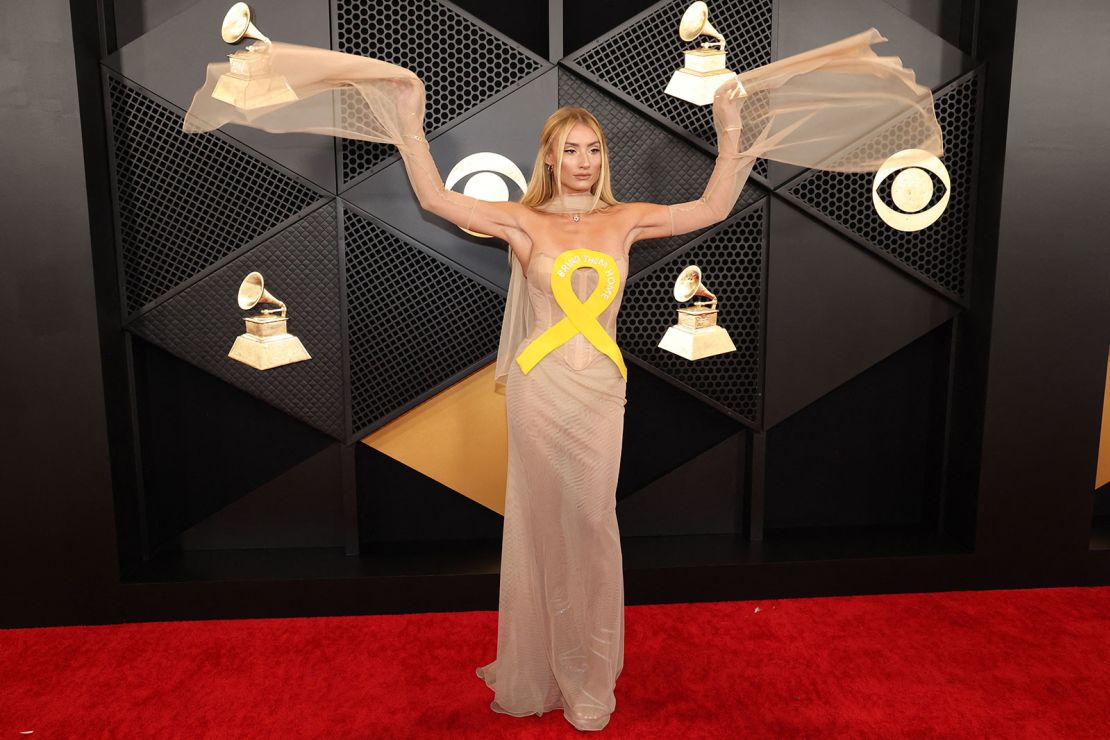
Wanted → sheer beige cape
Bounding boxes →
[182,28,944,392]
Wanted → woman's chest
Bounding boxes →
[525,210,634,263]
[525,250,628,300]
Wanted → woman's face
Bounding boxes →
[546,122,602,195]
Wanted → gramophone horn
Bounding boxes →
[237,271,286,316]
[673,264,717,307]
[221,2,270,44]
[679,1,725,50]
[674,265,702,302]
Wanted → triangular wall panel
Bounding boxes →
[762,196,958,428]
[131,202,345,439]
[619,200,768,427]
[565,0,772,165]
[618,433,744,537]
[776,0,973,90]
[178,444,345,550]
[343,69,560,290]
[780,69,983,303]
[104,0,337,191]
[343,205,505,438]
[336,0,551,185]
[559,69,766,275]
[617,362,742,499]
[105,73,327,317]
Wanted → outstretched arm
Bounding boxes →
[395,81,530,242]
[625,80,755,242]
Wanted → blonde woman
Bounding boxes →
[392,86,750,730]
[184,27,942,732]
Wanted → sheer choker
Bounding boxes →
[534,192,610,216]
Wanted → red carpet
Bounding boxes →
[2,586,1109,738]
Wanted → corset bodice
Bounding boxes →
[522,250,628,371]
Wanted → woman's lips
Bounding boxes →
[574,174,591,179]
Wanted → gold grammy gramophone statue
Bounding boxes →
[657,265,737,360]
[210,3,298,109]
[665,2,744,106]
[228,272,311,370]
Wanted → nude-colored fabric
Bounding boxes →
[182,29,943,397]
[471,195,631,731]
[477,247,628,731]
[180,29,946,730]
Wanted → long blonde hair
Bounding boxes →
[520,106,620,211]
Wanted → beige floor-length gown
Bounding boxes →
[476,248,628,732]
[180,27,946,735]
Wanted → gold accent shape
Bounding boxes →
[665,2,742,105]
[1097,346,1110,490]
[872,148,951,231]
[443,152,529,239]
[658,264,737,360]
[228,272,311,370]
[364,363,508,515]
[211,4,298,110]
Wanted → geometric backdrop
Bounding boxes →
[101,0,983,523]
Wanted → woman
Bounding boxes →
[183,26,943,732]
[392,84,750,731]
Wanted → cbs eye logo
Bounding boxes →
[872,148,951,232]
[444,153,528,238]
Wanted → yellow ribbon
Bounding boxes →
[516,248,627,379]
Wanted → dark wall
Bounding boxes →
[0,0,120,625]
[974,0,1110,576]
[4,0,1110,628]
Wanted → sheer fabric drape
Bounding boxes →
[183,28,943,394]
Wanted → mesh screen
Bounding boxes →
[567,0,772,179]
[559,70,765,275]
[131,203,345,438]
[344,207,505,436]
[783,69,981,301]
[619,200,767,425]
[106,75,324,316]
[336,0,547,185]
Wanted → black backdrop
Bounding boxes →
[2,0,1108,628]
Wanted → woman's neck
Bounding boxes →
[538,191,603,214]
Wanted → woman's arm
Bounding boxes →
[394,79,530,242]
[625,79,755,242]
[397,133,532,242]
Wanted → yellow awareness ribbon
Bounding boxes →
[516,248,627,379]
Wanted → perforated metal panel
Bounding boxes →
[106,74,325,316]
[131,203,345,438]
[619,200,767,426]
[344,206,505,436]
[336,0,548,185]
[559,70,765,275]
[782,69,982,302]
[566,0,772,179]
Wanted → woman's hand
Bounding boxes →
[713,77,746,154]
[392,76,426,134]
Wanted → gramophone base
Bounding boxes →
[665,68,738,106]
[212,72,298,109]
[228,333,311,370]
[657,324,736,360]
